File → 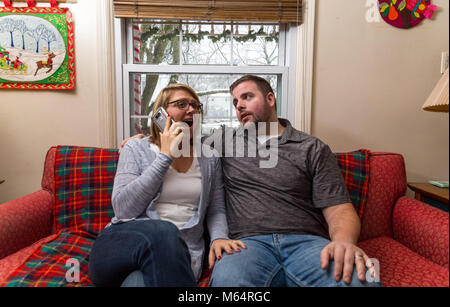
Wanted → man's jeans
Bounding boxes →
[210,234,381,287]
[88,220,197,287]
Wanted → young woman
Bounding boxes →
[89,84,245,287]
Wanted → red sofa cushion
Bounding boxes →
[358,236,449,287]
[0,234,58,283]
[1,231,95,287]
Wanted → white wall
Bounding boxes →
[311,0,449,188]
[1,0,448,203]
[0,0,115,203]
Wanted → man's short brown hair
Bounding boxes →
[229,75,275,98]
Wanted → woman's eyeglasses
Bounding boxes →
[168,99,203,111]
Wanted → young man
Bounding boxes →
[121,76,380,287]
[206,75,378,287]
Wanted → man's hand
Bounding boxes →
[321,203,376,285]
[320,240,371,284]
[118,134,145,153]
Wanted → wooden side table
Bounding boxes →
[407,182,449,205]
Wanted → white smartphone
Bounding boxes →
[152,107,174,132]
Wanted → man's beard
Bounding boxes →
[242,99,272,129]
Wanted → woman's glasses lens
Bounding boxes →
[171,100,202,111]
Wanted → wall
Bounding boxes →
[1,0,448,203]
[0,0,115,203]
[312,0,449,189]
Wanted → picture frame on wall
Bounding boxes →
[0,4,74,90]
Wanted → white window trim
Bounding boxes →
[113,2,315,144]
[95,0,117,148]
[295,0,316,134]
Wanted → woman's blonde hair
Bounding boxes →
[149,83,201,147]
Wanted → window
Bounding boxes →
[114,18,298,141]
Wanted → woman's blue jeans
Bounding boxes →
[210,234,382,287]
[88,220,197,287]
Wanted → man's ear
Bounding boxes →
[266,92,276,108]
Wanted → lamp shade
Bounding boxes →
[422,68,449,112]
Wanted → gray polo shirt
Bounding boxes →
[220,118,351,240]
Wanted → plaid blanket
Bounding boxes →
[2,231,95,287]
[2,146,117,287]
[334,149,371,219]
[54,146,118,236]
[3,146,370,287]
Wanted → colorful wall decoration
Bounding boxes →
[0,0,74,90]
[378,0,438,29]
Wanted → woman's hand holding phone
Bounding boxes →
[159,115,186,159]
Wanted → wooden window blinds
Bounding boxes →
[113,0,303,24]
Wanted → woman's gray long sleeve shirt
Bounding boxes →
[109,137,229,280]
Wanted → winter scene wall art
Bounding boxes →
[0,6,74,90]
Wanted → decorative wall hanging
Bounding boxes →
[378,0,438,29]
[0,0,74,90]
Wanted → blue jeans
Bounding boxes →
[88,220,197,287]
[210,234,382,287]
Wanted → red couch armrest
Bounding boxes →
[393,196,449,268]
[360,153,407,241]
[0,190,53,259]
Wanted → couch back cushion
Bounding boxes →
[334,150,371,220]
[54,146,118,235]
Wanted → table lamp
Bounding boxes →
[422,67,449,188]
[422,67,449,112]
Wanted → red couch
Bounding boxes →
[0,148,448,287]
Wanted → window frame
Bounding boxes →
[114,17,302,144]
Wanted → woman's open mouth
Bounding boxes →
[183,120,193,127]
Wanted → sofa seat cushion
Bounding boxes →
[1,230,211,287]
[358,237,449,287]
[1,231,96,287]
[0,234,59,283]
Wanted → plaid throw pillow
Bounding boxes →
[54,146,118,235]
[334,149,371,219]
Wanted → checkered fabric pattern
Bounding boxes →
[54,146,118,235]
[2,146,118,287]
[334,149,371,219]
[1,231,95,287]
